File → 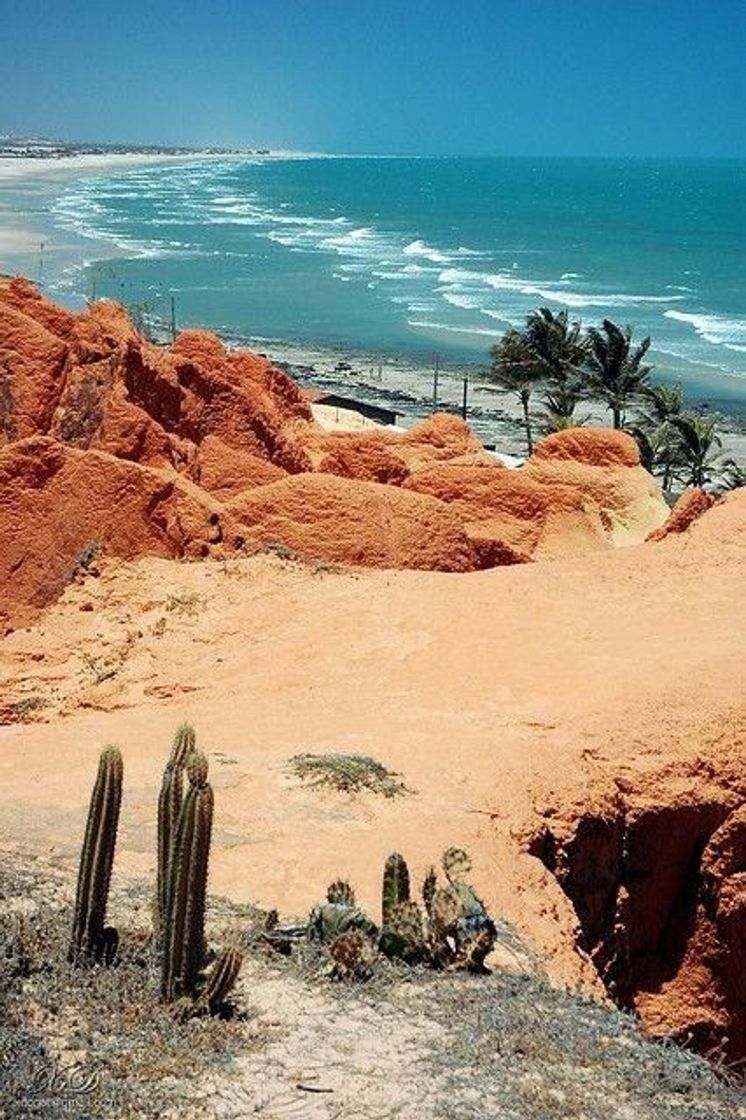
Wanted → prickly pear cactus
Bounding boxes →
[382,852,410,926]
[422,866,437,918]
[380,899,427,964]
[329,930,369,979]
[308,902,378,945]
[442,847,472,884]
[327,879,356,907]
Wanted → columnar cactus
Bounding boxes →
[382,852,410,926]
[422,867,437,919]
[69,746,123,963]
[156,724,199,935]
[161,763,214,1003]
[202,945,243,1013]
[170,722,196,767]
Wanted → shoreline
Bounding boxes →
[1,154,744,462]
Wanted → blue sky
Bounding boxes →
[2,0,744,155]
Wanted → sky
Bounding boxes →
[2,0,744,156]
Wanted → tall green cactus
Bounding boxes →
[69,746,123,963]
[156,724,197,936]
[161,760,213,1003]
[382,852,410,926]
[170,722,196,767]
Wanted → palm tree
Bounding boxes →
[670,415,723,488]
[488,329,541,455]
[635,382,684,490]
[522,307,588,384]
[488,308,587,455]
[539,384,590,434]
[583,319,653,429]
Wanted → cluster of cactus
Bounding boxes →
[68,724,242,1017]
[158,726,243,1014]
[307,846,496,977]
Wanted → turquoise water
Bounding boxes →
[48,156,746,407]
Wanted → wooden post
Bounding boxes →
[462,376,469,419]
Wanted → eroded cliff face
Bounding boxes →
[529,763,746,1062]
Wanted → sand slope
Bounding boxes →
[1,488,744,1057]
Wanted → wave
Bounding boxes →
[664,310,746,353]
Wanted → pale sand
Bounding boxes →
[1,489,743,993]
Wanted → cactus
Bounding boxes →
[329,931,368,978]
[422,867,437,919]
[161,779,214,1002]
[308,901,377,944]
[380,899,427,964]
[327,879,356,907]
[442,847,472,884]
[381,852,410,926]
[156,762,184,936]
[186,749,208,789]
[202,945,243,1013]
[69,747,123,964]
[170,722,196,767]
[156,729,201,938]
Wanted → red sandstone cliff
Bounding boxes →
[0,277,670,629]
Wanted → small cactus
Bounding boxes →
[308,901,378,945]
[429,885,461,940]
[382,852,410,926]
[69,746,123,964]
[329,931,368,978]
[202,945,243,1013]
[161,779,214,1002]
[327,879,356,907]
[442,847,472,884]
[422,867,437,918]
[380,899,427,964]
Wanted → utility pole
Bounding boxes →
[433,352,440,408]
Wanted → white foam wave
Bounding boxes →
[664,310,746,352]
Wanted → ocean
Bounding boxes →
[38,156,746,410]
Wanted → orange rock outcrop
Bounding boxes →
[0,278,671,629]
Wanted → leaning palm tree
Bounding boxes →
[522,307,588,385]
[670,414,723,488]
[488,329,541,455]
[583,320,653,429]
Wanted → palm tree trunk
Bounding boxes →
[520,391,533,456]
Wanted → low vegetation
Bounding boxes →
[288,751,413,798]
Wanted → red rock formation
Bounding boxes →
[0,436,220,630]
[0,281,680,625]
[648,488,716,541]
[226,473,481,571]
